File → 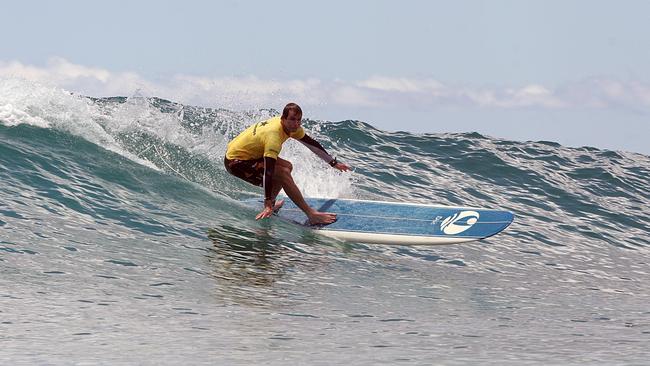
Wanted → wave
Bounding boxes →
[2,79,649,254]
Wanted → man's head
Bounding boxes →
[280,102,302,133]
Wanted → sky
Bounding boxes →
[1,0,650,154]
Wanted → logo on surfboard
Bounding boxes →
[440,211,480,235]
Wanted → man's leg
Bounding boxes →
[225,157,284,211]
[273,158,336,225]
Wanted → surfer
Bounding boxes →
[224,103,351,224]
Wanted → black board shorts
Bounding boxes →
[224,157,265,187]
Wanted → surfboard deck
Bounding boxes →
[241,197,514,245]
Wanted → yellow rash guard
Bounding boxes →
[226,116,305,160]
[225,115,337,203]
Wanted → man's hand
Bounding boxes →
[334,162,351,172]
[256,206,275,220]
[255,199,284,220]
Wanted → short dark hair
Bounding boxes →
[281,103,302,119]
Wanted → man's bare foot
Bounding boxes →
[307,211,337,225]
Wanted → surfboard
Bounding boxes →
[241,197,514,245]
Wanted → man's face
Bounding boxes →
[282,110,302,133]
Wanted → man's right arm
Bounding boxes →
[262,156,277,208]
[255,156,278,220]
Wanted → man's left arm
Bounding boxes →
[298,134,351,172]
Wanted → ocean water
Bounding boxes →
[1,79,649,365]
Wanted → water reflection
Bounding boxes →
[205,223,323,306]
[205,217,375,307]
[206,224,287,286]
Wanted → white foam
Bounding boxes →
[0,77,357,199]
[281,137,358,199]
[0,78,156,169]
[0,103,50,128]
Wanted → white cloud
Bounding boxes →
[1,57,649,111]
[0,57,112,84]
[357,76,446,95]
[330,85,378,107]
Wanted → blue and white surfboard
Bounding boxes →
[241,197,514,245]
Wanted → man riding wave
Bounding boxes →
[224,103,350,224]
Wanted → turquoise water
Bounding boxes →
[1,81,649,365]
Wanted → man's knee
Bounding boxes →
[273,164,292,182]
[278,159,293,173]
[280,164,293,178]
